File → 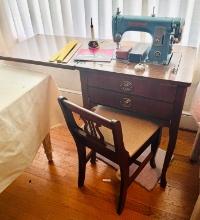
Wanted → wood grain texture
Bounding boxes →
[69,40,195,86]
[0,35,196,85]
[0,126,198,220]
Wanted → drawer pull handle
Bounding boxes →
[120,97,132,108]
[120,80,133,92]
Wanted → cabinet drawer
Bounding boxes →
[87,71,177,103]
[88,87,174,121]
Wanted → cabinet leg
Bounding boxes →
[160,126,178,188]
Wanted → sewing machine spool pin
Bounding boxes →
[117,7,121,15]
[151,6,156,17]
[88,18,99,49]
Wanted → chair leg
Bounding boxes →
[90,150,96,164]
[117,167,129,214]
[150,128,162,169]
[77,143,86,187]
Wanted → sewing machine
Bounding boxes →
[112,10,184,64]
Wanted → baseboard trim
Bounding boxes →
[59,88,82,95]
[180,111,198,131]
[59,88,83,106]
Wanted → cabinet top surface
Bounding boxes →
[0,34,196,86]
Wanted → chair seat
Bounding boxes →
[94,105,159,156]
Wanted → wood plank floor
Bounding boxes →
[0,126,199,220]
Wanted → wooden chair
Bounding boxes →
[58,97,162,214]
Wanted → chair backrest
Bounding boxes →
[58,97,129,162]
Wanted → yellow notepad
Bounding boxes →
[49,40,78,62]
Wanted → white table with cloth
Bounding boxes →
[0,64,63,193]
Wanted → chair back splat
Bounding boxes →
[58,96,161,214]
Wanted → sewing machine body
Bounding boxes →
[112,14,184,64]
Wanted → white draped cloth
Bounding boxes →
[190,46,200,220]
[0,64,63,193]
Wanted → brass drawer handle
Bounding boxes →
[119,80,133,92]
[120,97,132,108]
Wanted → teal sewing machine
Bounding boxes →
[112,9,184,64]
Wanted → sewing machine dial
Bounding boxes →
[155,38,160,43]
[155,51,161,57]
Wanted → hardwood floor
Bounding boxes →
[0,126,199,220]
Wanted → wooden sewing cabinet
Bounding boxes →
[73,44,196,187]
